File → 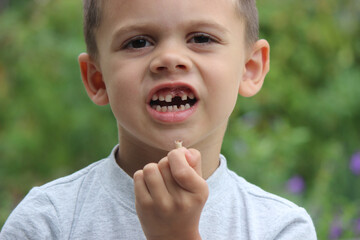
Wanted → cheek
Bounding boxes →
[103,69,143,118]
[204,60,242,117]
[205,58,242,95]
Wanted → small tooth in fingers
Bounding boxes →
[175,140,182,149]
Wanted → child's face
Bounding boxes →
[93,0,253,150]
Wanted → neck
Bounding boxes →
[116,136,168,178]
[116,125,227,179]
[116,123,227,179]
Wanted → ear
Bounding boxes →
[239,39,270,97]
[78,53,109,106]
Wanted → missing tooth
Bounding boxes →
[150,96,197,108]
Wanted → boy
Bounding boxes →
[0,0,317,239]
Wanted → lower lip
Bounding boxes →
[146,103,198,123]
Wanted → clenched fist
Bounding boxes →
[133,147,209,240]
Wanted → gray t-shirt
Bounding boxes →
[0,146,317,239]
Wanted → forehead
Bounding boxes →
[98,0,242,33]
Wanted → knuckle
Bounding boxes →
[167,147,187,160]
[155,199,173,214]
[167,149,180,159]
[174,197,190,211]
[158,157,169,170]
[133,170,144,180]
[173,168,191,182]
[194,190,208,205]
[198,182,209,200]
[189,148,201,159]
[174,196,200,213]
[200,180,209,193]
[138,196,172,217]
[171,191,208,213]
[136,197,153,210]
[143,163,158,175]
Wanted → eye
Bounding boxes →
[188,33,217,44]
[123,36,153,49]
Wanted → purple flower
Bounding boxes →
[350,152,360,175]
[329,219,343,240]
[286,175,305,194]
[355,218,360,235]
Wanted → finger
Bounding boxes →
[185,148,202,177]
[167,149,207,193]
[158,157,178,195]
[133,170,152,206]
[142,163,170,202]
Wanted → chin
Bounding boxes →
[149,135,190,151]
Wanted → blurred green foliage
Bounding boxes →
[0,0,359,239]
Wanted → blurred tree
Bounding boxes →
[0,0,9,12]
[0,0,359,238]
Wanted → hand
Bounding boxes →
[133,147,209,240]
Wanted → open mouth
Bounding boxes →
[149,87,198,113]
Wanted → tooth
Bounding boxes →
[181,94,188,101]
[173,105,178,111]
[185,103,191,109]
[161,106,167,112]
[156,105,161,111]
[159,95,165,101]
[152,105,156,109]
[168,106,173,112]
[165,94,172,103]
[189,93,195,100]
[180,105,185,110]
[152,94,159,101]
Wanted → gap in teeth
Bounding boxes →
[151,96,196,108]
[150,88,197,112]
[151,88,195,103]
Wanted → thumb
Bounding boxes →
[185,148,202,177]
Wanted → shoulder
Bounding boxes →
[31,158,108,216]
[0,186,62,239]
[219,156,301,210]
[228,169,299,209]
[0,159,108,239]
[40,159,105,192]
[223,162,317,239]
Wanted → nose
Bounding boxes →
[149,46,192,74]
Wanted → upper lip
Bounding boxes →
[147,82,199,104]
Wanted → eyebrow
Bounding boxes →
[182,20,230,34]
[111,20,230,47]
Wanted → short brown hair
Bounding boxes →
[82,0,259,59]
